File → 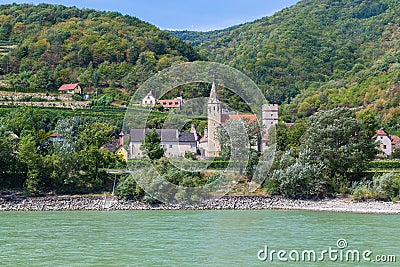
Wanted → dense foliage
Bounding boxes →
[174,0,400,128]
[0,3,201,102]
[265,108,377,198]
[0,107,124,195]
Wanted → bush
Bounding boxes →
[373,173,400,200]
[352,180,375,200]
[367,160,400,169]
[115,174,144,199]
[351,173,400,201]
[270,162,324,198]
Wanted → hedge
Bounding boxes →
[367,160,400,169]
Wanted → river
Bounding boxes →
[0,210,398,266]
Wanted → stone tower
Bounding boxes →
[261,104,279,151]
[207,80,222,158]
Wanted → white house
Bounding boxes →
[142,91,156,107]
[373,129,400,157]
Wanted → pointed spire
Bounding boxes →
[209,78,220,103]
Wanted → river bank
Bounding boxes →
[1,194,400,213]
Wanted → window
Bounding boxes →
[383,145,387,149]
[169,145,173,148]
[190,144,196,149]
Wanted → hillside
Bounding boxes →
[173,0,400,127]
[0,3,201,102]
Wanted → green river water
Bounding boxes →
[0,210,398,266]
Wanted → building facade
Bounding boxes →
[128,128,197,159]
[373,129,400,157]
[58,83,82,95]
[202,80,278,158]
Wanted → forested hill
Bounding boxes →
[0,4,201,95]
[172,0,400,124]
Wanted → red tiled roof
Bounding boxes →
[391,135,400,144]
[372,129,389,139]
[156,99,181,108]
[58,83,78,91]
[221,113,257,123]
[49,132,58,138]
[375,129,387,135]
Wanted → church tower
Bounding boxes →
[207,80,222,158]
[261,104,279,151]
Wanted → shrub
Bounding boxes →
[351,173,400,201]
[352,180,375,200]
[373,173,400,201]
[367,160,400,169]
[115,174,143,199]
[270,162,324,198]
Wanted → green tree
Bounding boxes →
[0,129,21,188]
[141,129,164,160]
[18,135,44,196]
[301,108,376,188]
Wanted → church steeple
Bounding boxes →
[206,78,222,158]
[209,79,220,103]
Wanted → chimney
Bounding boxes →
[190,124,197,140]
[119,132,124,147]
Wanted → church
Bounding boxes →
[198,80,278,158]
[129,81,278,159]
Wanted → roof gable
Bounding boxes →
[58,83,79,91]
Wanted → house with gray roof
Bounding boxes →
[128,126,198,159]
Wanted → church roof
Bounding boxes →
[222,113,257,123]
[208,80,220,104]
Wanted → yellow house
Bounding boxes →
[116,146,128,162]
[58,83,82,95]
[101,133,128,162]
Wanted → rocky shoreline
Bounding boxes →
[1,195,400,214]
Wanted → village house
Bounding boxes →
[128,127,198,159]
[373,129,400,157]
[141,91,183,110]
[101,132,128,162]
[58,83,82,95]
[142,91,156,106]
